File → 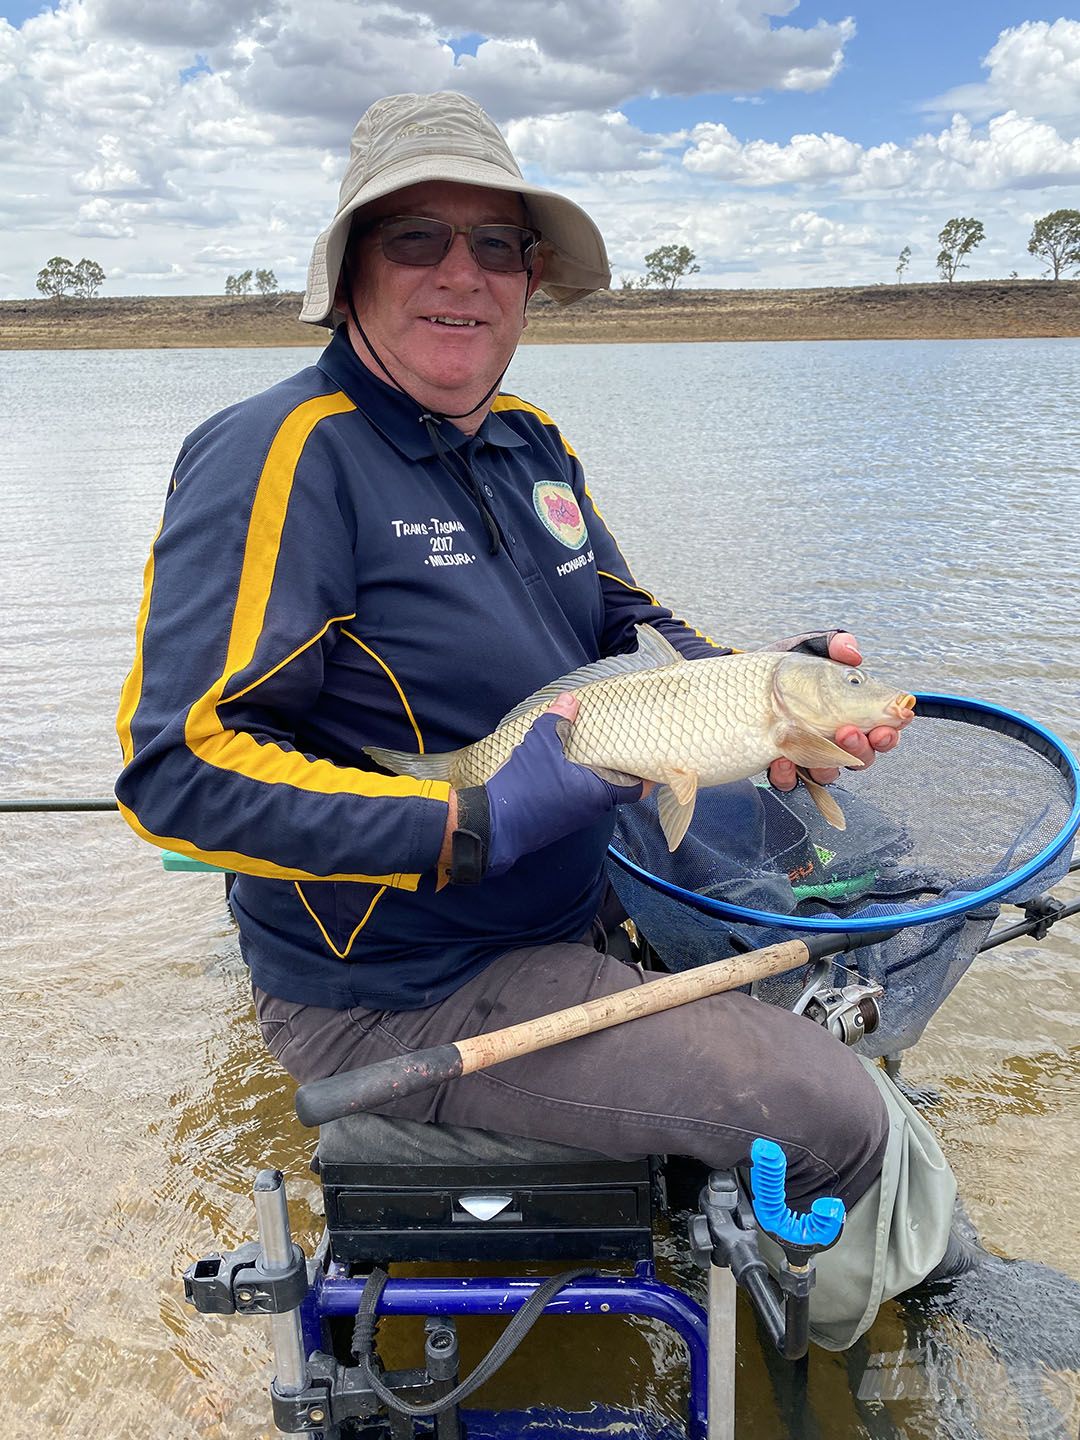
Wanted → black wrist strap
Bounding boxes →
[449,786,491,885]
[772,629,848,660]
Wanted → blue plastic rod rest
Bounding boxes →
[750,1138,845,1251]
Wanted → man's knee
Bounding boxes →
[714,996,890,1207]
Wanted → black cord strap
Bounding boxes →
[422,415,502,555]
[351,1267,592,1417]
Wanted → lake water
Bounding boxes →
[1,338,1078,1439]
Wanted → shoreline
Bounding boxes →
[2,280,1078,349]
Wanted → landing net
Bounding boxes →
[607,695,1080,1056]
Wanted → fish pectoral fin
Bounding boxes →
[794,768,847,831]
[776,726,864,770]
[656,769,700,852]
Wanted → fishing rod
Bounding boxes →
[0,798,118,812]
[293,927,897,1127]
[4,802,1075,936]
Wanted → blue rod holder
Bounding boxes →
[750,1138,845,1251]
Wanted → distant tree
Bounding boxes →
[36,255,106,299]
[618,274,641,291]
[936,217,984,282]
[1027,209,1080,281]
[895,245,911,283]
[643,244,700,292]
[254,267,278,296]
[36,256,76,299]
[225,269,254,297]
[71,258,106,299]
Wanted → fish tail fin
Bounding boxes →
[364,744,460,782]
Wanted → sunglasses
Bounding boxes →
[370,215,541,274]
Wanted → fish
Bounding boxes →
[365,625,916,851]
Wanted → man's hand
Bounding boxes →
[767,631,912,793]
[438,693,645,886]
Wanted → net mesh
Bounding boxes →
[607,702,1077,1056]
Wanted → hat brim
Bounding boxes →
[299,155,610,325]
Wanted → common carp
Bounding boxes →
[365,625,916,850]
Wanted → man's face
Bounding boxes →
[341,180,544,426]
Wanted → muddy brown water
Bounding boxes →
[1,340,1077,1439]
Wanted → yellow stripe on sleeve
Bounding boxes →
[116,517,164,767]
[179,392,449,808]
[597,570,730,652]
[116,801,421,887]
[492,394,578,459]
[221,612,357,704]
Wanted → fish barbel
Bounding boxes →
[366,625,916,850]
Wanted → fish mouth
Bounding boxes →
[890,693,917,721]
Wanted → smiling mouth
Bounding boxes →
[425,316,479,327]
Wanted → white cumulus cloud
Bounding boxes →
[922,19,1080,128]
[682,111,1080,195]
[506,110,680,175]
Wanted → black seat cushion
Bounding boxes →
[318,1111,643,1168]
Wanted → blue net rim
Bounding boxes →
[607,692,1080,935]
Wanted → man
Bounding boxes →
[116,91,953,1349]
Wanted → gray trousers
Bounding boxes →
[254,938,889,1211]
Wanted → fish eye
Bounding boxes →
[845,670,864,685]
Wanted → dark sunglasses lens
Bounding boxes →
[378,218,537,273]
[469,226,535,273]
[379,218,453,266]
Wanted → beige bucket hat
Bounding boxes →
[300,91,611,326]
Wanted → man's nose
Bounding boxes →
[436,230,483,283]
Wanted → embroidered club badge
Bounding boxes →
[533,481,587,550]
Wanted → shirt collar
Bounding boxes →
[316,326,526,460]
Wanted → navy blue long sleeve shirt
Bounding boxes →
[116,328,725,1008]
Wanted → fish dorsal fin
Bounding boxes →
[363,743,459,781]
[656,767,700,852]
[496,625,685,729]
[632,623,684,668]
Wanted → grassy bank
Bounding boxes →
[2,280,1078,350]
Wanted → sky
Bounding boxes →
[1,1,1078,299]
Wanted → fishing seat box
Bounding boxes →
[318,1113,657,1264]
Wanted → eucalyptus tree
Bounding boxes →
[643,245,700,291]
[936,218,984,282]
[1027,210,1080,280]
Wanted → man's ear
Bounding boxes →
[335,235,362,315]
[522,248,546,328]
[526,246,546,300]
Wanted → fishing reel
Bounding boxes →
[792,961,883,1046]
